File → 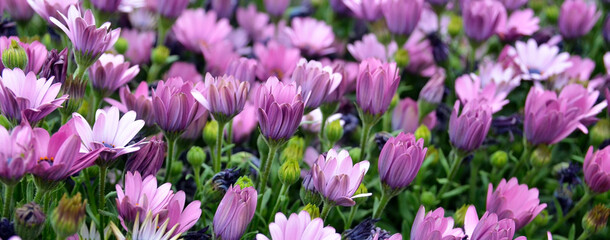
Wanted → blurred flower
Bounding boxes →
[524,84,606,145]
[392,97,436,133]
[6,0,34,20]
[156,0,188,19]
[120,29,155,65]
[455,73,509,113]
[419,70,445,105]
[583,146,610,193]
[192,74,249,122]
[226,58,257,84]
[211,168,241,193]
[284,17,335,57]
[236,4,270,41]
[379,132,426,190]
[91,0,121,12]
[0,36,48,74]
[381,0,423,36]
[213,185,257,240]
[477,60,521,96]
[497,9,540,42]
[403,31,437,77]
[255,77,304,142]
[166,62,203,84]
[256,211,341,240]
[152,77,207,134]
[27,0,79,24]
[448,100,492,152]
[347,34,398,62]
[173,9,231,53]
[231,103,258,143]
[292,59,342,110]
[356,58,399,116]
[89,53,139,96]
[106,82,154,126]
[211,0,237,19]
[255,40,301,80]
[320,59,359,103]
[0,68,67,124]
[301,108,343,133]
[71,107,145,163]
[558,0,600,39]
[264,0,290,16]
[497,0,528,10]
[343,0,383,21]
[0,124,35,186]
[487,178,547,230]
[125,135,165,177]
[128,8,157,31]
[312,149,370,206]
[463,206,525,240]
[40,48,68,85]
[553,56,595,90]
[509,39,571,80]
[201,40,239,76]
[410,206,465,240]
[462,0,507,42]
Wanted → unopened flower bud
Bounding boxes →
[490,150,508,168]
[420,191,436,207]
[14,202,45,240]
[448,14,463,37]
[544,5,559,24]
[530,0,544,12]
[203,120,219,146]
[530,145,551,168]
[394,49,410,68]
[187,146,206,168]
[534,210,550,226]
[415,125,431,146]
[170,161,183,177]
[349,147,361,163]
[326,119,344,144]
[582,204,610,233]
[279,160,300,186]
[453,205,469,227]
[590,119,610,148]
[280,137,305,164]
[151,46,169,65]
[235,176,254,189]
[51,193,86,239]
[114,37,129,55]
[2,40,28,70]
[301,204,320,220]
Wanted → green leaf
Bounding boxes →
[568,224,575,240]
[441,185,469,199]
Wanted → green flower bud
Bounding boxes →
[349,147,361,163]
[203,120,219,146]
[51,193,86,239]
[170,161,183,177]
[354,183,369,204]
[326,119,344,144]
[420,191,436,207]
[534,210,550,226]
[448,14,462,37]
[151,46,169,65]
[582,204,610,233]
[590,119,610,147]
[425,146,439,166]
[279,160,300,186]
[301,204,320,219]
[530,145,551,168]
[15,202,45,240]
[187,146,206,168]
[415,125,431,146]
[280,137,305,164]
[235,176,254,189]
[114,37,129,55]
[2,40,28,70]
[490,150,508,168]
[453,205,469,227]
[544,5,559,24]
[394,49,410,68]
[530,0,545,13]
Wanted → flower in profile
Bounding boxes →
[392,97,436,133]
[27,0,79,23]
[236,4,270,41]
[201,40,240,76]
[152,77,207,135]
[487,178,547,230]
[583,146,610,193]
[462,0,507,42]
[463,206,525,240]
[292,59,342,110]
[110,211,179,240]
[497,9,540,42]
[343,0,383,21]
[255,40,301,80]
[403,31,437,77]
[378,132,426,190]
[509,39,572,80]
[51,193,86,239]
[455,74,509,113]
[165,191,202,236]
[213,185,257,240]
[89,53,140,96]
[356,58,399,116]
[553,56,596,90]
[524,84,606,145]
[410,206,465,240]
[0,68,68,124]
[5,0,35,20]
[105,82,155,126]
[120,29,155,65]
[381,0,423,36]
[419,69,445,105]
[312,149,370,206]
[347,34,398,62]
[448,100,492,153]
[156,0,188,19]
[256,211,341,240]
[497,0,527,10]
[125,135,166,177]
[0,36,48,74]
[264,0,290,16]
[211,0,237,18]
[231,103,258,143]
[558,0,600,39]
[0,124,35,186]
[255,77,305,142]
[284,17,335,57]
[226,58,258,84]
[172,9,231,53]
[165,62,204,84]
[40,48,69,85]
[71,107,145,163]
[321,59,359,103]
[192,73,249,123]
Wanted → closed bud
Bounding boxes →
[187,146,206,168]
[203,120,219,146]
[448,14,463,37]
[280,137,305,164]
[453,205,469,227]
[582,204,610,233]
[349,147,361,163]
[279,160,300,186]
[114,37,129,55]
[530,145,551,168]
[51,193,86,239]
[490,150,508,168]
[394,49,410,68]
[590,119,610,147]
[151,46,170,65]
[415,125,431,146]
[235,176,254,189]
[534,210,550,226]
[170,161,183,177]
[2,40,28,70]
[420,191,436,207]
[530,0,544,12]
[15,202,45,240]
[544,5,559,24]
[301,204,320,220]
[326,119,344,144]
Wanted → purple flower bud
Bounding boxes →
[40,48,68,85]
[292,58,343,110]
[583,146,610,193]
[89,54,139,96]
[255,77,305,142]
[378,132,426,190]
[125,135,166,177]
[213,185,257,240]
[448,100,492,152]
[558,0,600,39]
[356,58,399,116]
[381,0,423,36]
[419,70,445,104]
[264,0,290,16]
[226,57,258,84]
[192,74,249,123]
[156,0,189,19]
[312,149,370,206]
[152,77,207,135]
[106,82,155,126]
[462,0,507,42]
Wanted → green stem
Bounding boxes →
[258,144,278,194]
[320,199,334,220]
[74,65,87,82]
[34,187,45,203]
[163,135,178,183]
[381,111,391,132]
[268,185,289,223]
[437,149,464,199]
[576,231,590,240]
[193,167,202,199]
[98,165,107,211]
[2,185,14,218]
[214,121,227,173]
[157,16,169,46]
[550,190,595,231]
[345,205,358,229]
[510,138,530,177]
[359,121,373,162]
[319,113,329,151]
[87,90,102,122]
[147,63,161,83]
[373,189,392,219]
[468,161,479,203]
[227,120,233,164]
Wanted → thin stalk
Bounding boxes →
[227,120,233,164]
[87,90,102,122]
[157,15,168,46]
[2,185,14,218]
[258,144,278,194]
[214,121,227,172]
[576,231,590,240]
[359,121,373,162]
[268,185,289,223]
[193,167,202,199]
[550,190,595,231]
[319,112,329,151]
[147,63,161,83]
[74,65,87,82]
[320,199,335,220]
[437,149,464,199]
[468,161,479,203]
[345,205,359,229]
[510,138,530,177]
[373,189,392,219]
[98,165,107,211]
[163,136,178,183]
